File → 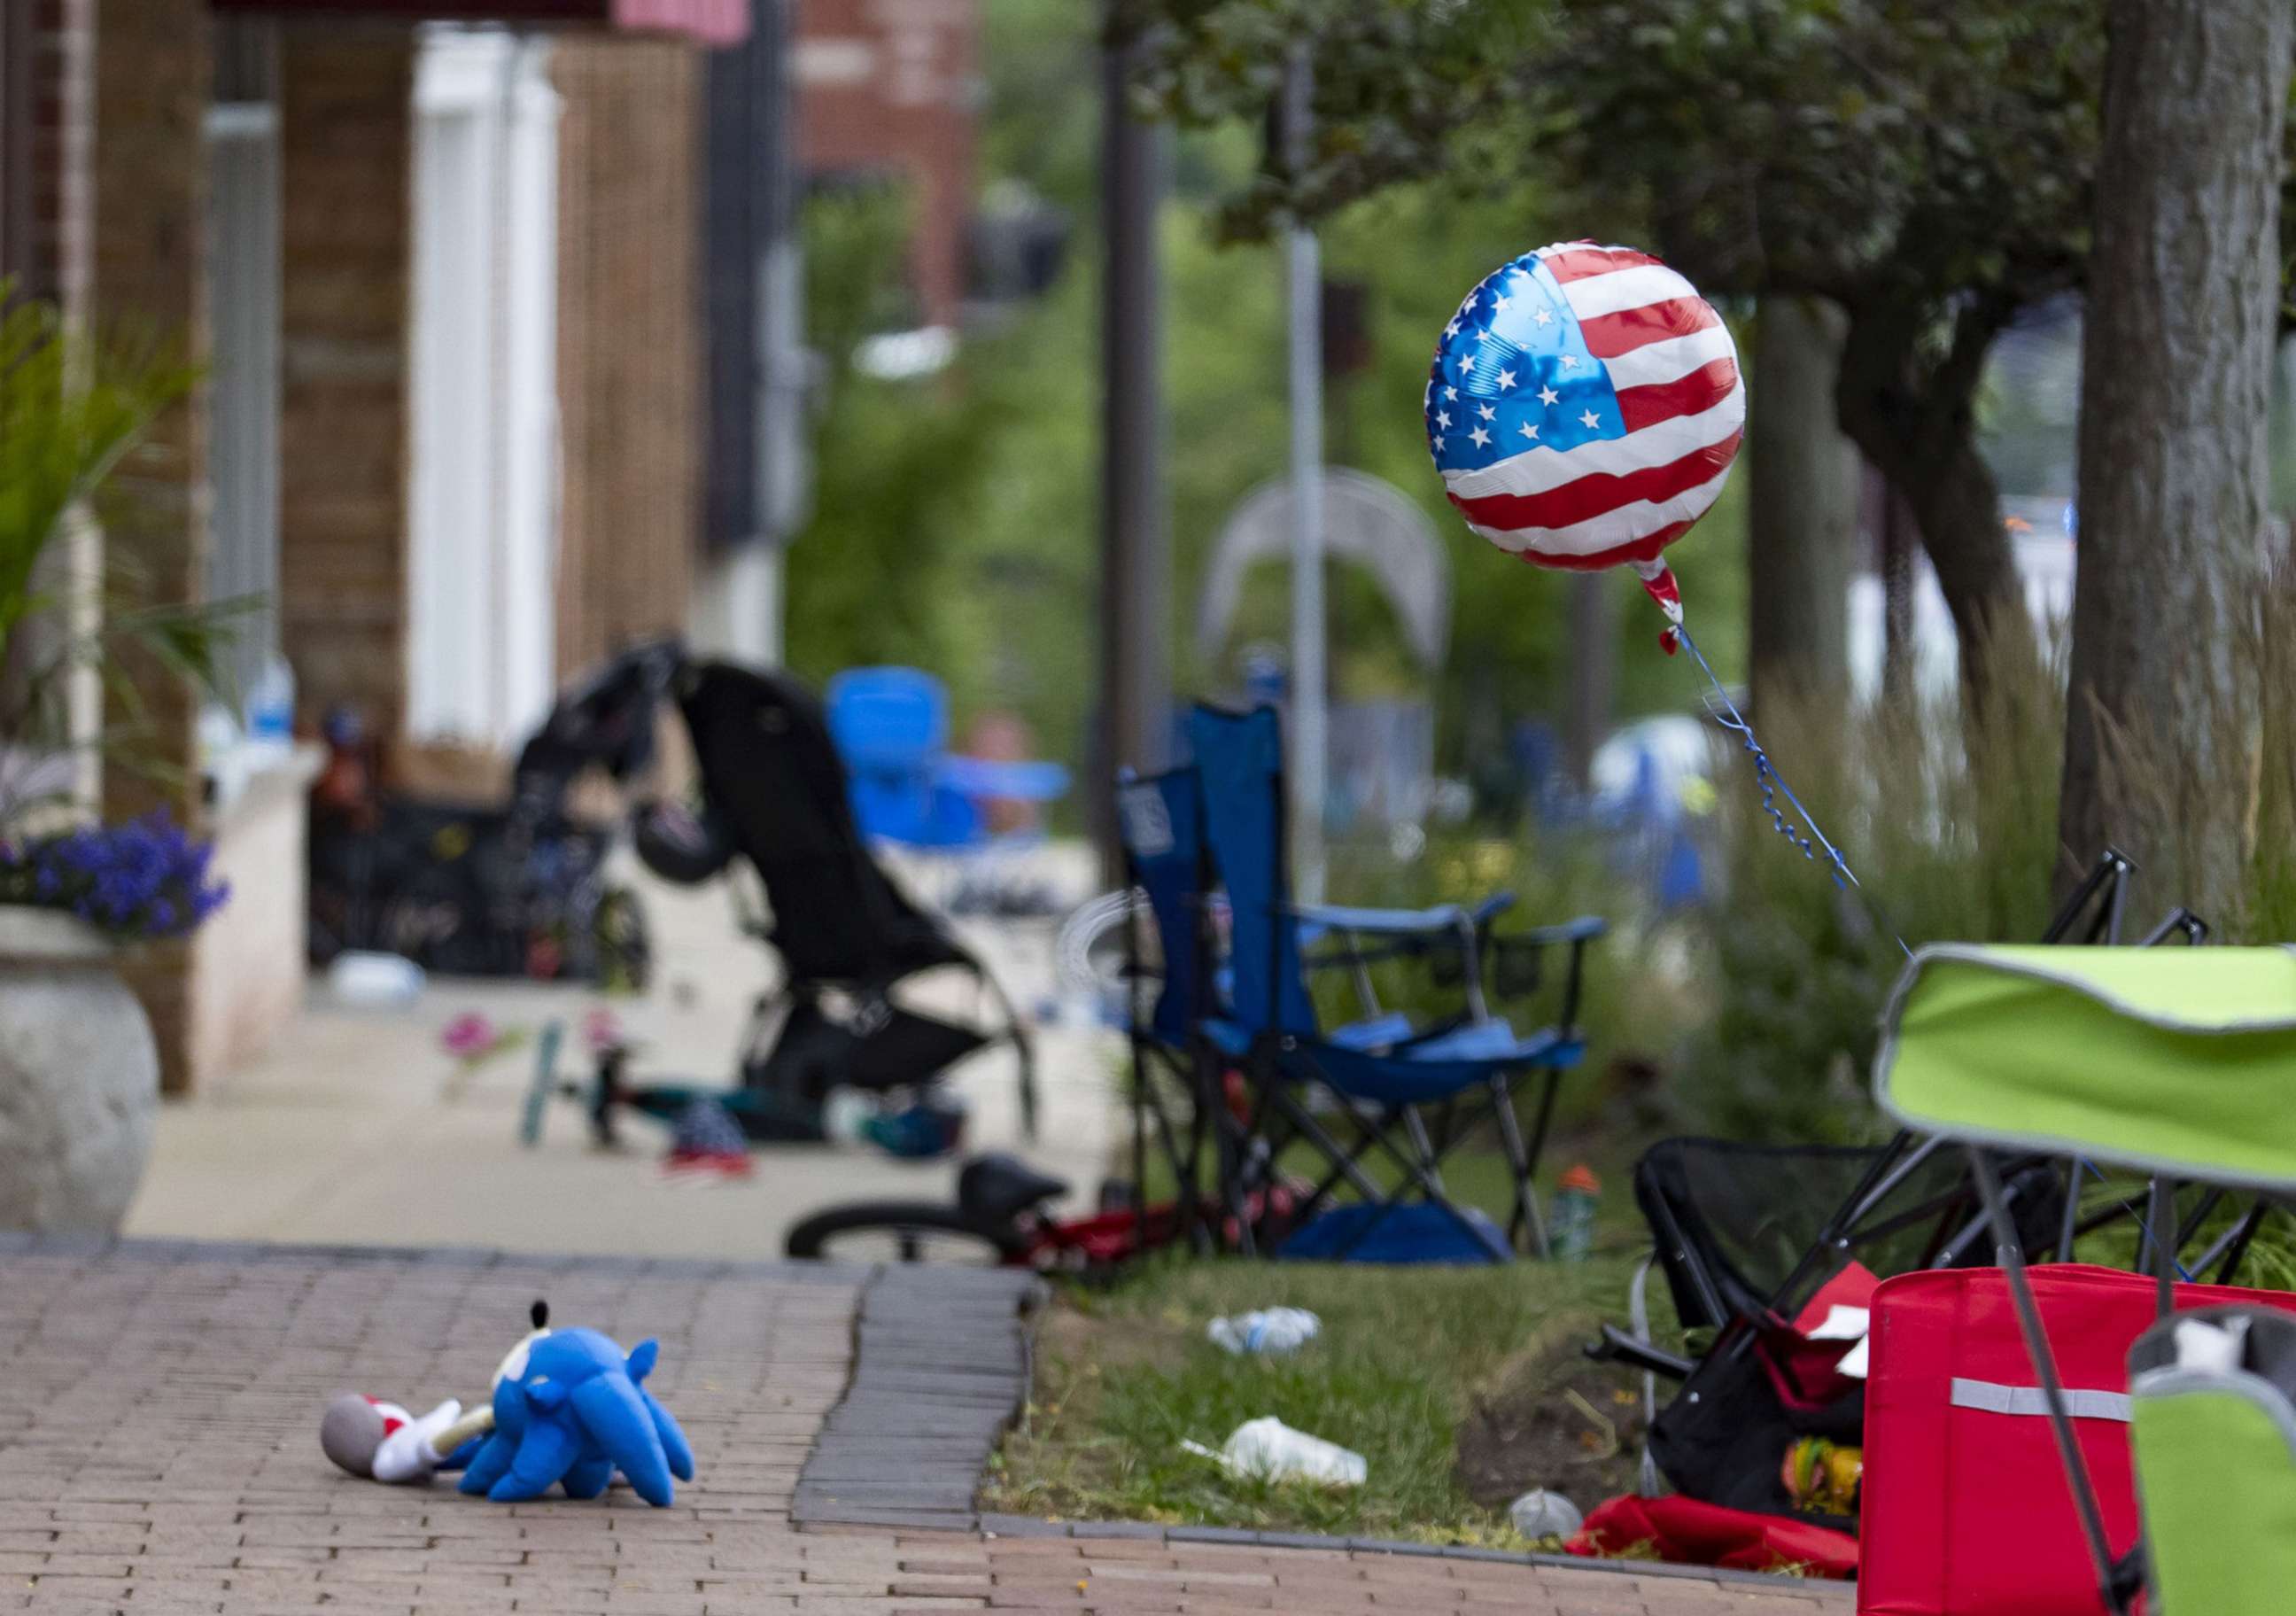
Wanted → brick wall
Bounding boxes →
[795,0,976,326]
[15,0,94,314]
[275,27,415,742]
[88,0,213,1094]
[553,37,703,681]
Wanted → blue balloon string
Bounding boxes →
[1672,621,1913,961]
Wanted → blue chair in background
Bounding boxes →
[1113,751,1504,1257]
[1113,765,1223,1248]
[1187,703,1606,1262]
[825,667,1070,852]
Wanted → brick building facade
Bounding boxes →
[276,28,417,745]
[1,0,744,1097]
[554,36,704,681]
[794,0,976,328]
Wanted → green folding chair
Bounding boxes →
[1876,944,2296,1615]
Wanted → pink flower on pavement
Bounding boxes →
[440,1012,497,1060]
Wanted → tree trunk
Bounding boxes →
[2058,0,2293,919]
[1747,297,1859,722]
[1563,571,1611,791]
[1834,304,2036,705]
[1880,476,1919,706]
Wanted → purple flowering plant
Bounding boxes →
[0,810,229,940]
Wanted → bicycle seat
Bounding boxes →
[958,1153,1069,1224]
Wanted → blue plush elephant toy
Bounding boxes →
[456,1313,695,1505]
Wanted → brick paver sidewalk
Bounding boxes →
[0,1241,1848,1615]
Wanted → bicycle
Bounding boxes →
[782,1150,1301,1270]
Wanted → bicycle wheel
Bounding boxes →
[784,1201,1025,1266]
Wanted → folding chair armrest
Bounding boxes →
[1284,900,1476,937]
[1510,914,1608,946]
[1585,1324,1695,1381]
[1502,915,1605,1037]
[1284,894,1521,939]
[1469,891,1519,928]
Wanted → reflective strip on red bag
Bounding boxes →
[1949,1378,2133,1423]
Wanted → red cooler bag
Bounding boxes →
[1859,1264,2296,1615]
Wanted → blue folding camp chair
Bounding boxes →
[826,666,1070,851]
[1114,751,1522,1255]
[1113,765,1222,1249]
[1186,703,1606,1262]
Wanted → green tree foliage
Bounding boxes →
[782,0,1751,798]
[781,186,999,689]
[1114,0,2140,696]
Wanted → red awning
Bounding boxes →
[211,0,749,45]
[609,0,746,43]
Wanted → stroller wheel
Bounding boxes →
[784,1201,1026,1266]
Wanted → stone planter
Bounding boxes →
[0,905,159,1233]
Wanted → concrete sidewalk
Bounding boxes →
[0,1240,1847,1616]
[124,850,1118,1260]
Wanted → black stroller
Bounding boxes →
[524,644,1037,1147]
[1591,851,2213,1531]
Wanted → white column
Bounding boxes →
[497,39,562,740]
[407,28,562,751]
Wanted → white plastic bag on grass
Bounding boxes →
[1206,1307,1321,1356]
[1182,1417,1366,1487]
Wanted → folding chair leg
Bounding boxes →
[1488,1076,1531,1255]
[2149,1177,2177,1319]
[2201,1200,2273,1283]
[1492,1071,1552,1258]
[1967,1146,2125,1613]
[1280,1093,1505,1263]
[1517,1069,1563,1258]
[1401,1108,1446,1194]
[2059,1157,2085,1262]
[1214,1059,1258,1258]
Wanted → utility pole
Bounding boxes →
[1093,17,1171,881]
[1282,41,1327,901]
[699,0,802,665]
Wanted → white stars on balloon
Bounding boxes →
[1469,425,1491,447]
[1436,409,1452,429]
[1532,307,1554,328]
[1579,408,1602,429]
[1495,369,1516,391]
[1460,354,1477,373]
[1518,422,1540,441]
[1476,402,1495,421]
[1538,385,1560,408]
[1558,354,1580,369]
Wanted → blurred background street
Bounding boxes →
[126,845,1113,1256]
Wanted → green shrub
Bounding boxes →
[1687,633,2066,1143]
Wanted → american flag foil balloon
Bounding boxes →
[1425,242,1744,650]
